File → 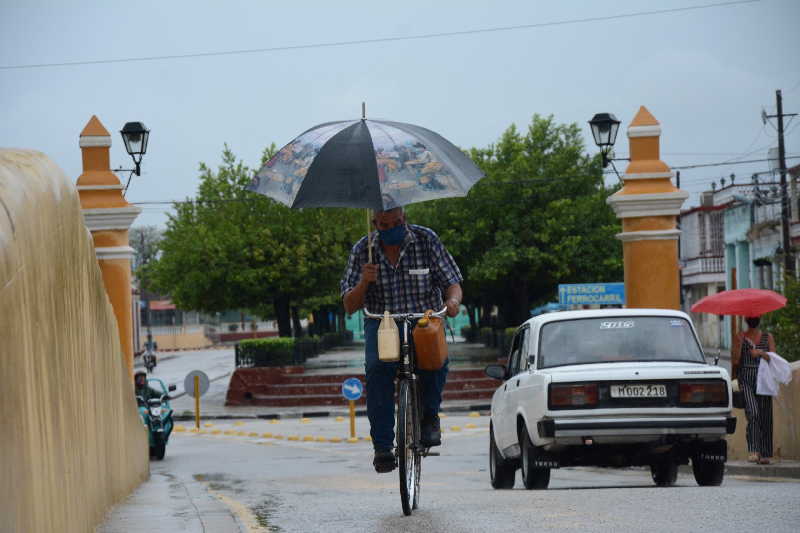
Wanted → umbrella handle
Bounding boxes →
[367,209,372,265]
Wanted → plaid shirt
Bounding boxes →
[340,224,463,314]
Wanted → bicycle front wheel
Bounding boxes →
[397,379,420,516]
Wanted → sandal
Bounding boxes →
[758,457,771,465]
[747,453,759,463]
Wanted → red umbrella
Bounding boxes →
[690,288,787,316]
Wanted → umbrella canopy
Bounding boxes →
[690,288,787,316]
[246,119,484,211]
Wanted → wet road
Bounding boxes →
[101,414,800,532]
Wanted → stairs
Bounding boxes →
[225,366,500,407]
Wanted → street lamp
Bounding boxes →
[588,113,621,169]
[117,121,150,195]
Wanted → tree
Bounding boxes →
[407,115,623,327]
[765,275,800,362]
[145,145,362,337]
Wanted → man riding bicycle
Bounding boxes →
[341,206,463,473]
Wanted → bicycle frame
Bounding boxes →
[364,307,446,515]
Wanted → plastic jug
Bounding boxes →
[378,311,400,362]
[413,310,448,370]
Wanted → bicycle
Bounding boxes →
[364,307,448,516]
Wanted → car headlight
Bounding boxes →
[679,381,727,405]
[549,383,598,408]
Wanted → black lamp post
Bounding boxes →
[117,121,150,195]
[588,113,621,169]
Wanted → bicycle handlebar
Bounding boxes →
[363,307,448,320]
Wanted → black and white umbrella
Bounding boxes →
[246,116,484,212]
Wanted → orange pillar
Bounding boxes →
[76,116,141,376]
[607,107,688,309]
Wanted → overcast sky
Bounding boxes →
[1,0,799,228]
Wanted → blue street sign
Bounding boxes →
[341,377,363,401]
[558,283,625,306]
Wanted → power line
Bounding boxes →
[0,0,758,71]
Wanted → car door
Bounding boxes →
[496,328,525,453]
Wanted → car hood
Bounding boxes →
[539,361,729,383]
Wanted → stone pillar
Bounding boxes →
[607,106,688,309]
[76,116,141,376]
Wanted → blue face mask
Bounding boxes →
[378,224,406,246]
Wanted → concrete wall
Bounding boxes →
[728,361,800,461]
[154,330,213,350]
[0,150,149,533]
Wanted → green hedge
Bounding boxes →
[460,325,479,342]
[238,337,297,367]
[236,330,355,367]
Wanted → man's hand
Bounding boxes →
[445,297,460,318]
[361,263,378,285]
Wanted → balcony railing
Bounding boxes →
[682,255,724,277]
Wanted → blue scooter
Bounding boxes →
[137,378,176,460]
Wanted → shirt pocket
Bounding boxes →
[407,265,432,295]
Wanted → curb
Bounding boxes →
[173,403,492,421]
[678,463,800,480]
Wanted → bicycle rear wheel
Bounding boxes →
[397,379,420,516]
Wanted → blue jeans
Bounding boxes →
[364,318,449,451]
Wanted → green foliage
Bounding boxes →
[238,337,297,366]
[460,325,478,342]
[764,275,800,362]
[407,114,622,327]
[144,145,363,324]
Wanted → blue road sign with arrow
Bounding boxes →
[341,377,363,401]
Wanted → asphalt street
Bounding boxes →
[98,414,800,533]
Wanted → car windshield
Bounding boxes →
[538,316,705,369]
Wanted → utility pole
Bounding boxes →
[676,170,684,307]
[765,90,797,277]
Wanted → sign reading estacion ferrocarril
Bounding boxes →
[558,283,625,306]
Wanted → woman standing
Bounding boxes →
[732,316,776,464]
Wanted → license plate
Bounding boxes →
[610,383,667,398]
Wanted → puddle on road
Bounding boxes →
[193,472,245,494]
[252,496,283,532]
[194,473,283,531]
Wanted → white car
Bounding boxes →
[485,309,736,490]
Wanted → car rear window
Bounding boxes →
[538,316,705,369]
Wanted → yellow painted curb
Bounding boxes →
[329,437,343,443]
[249,432,259,437]
[211,430,222,435]
[261,432,273,438]
[347,437,359,443]
[335,416,344,422]
[465,423,477,429]
[364,436,372,442]
[450,426,462,432]
[287,436,300,441]
[234,421,245,427]
[269,419,280,424]
[237,431,248,437]
[302,435,314,442]
[190,428,200,433]
[197,429,206,434]
[204,422,215,427]
[468,412,480,418]
[316,436,327,442]
[273,435,284,440]
[224,430,236,435]
[301,418,311,424]
[175,425,186,432]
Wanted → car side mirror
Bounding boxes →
[485,364,507,381]
[168,384,177,392]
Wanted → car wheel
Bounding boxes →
[489,422,515,489]
[692,458,724,486]
[520,424,550,490]
[692,441,726,486]
[650,459,678,487]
